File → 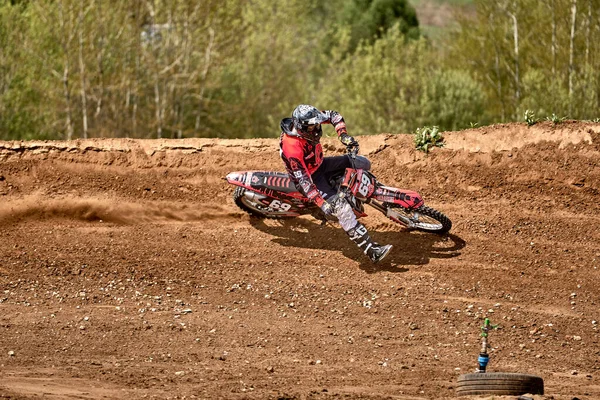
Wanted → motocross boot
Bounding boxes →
[347,223,392,263]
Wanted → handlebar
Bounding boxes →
[346,144,359,157]
[345,144,359,169]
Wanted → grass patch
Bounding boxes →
[414,126,445,153]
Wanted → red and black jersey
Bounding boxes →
[279,110,347,207]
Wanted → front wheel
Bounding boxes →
[385,204,452,234]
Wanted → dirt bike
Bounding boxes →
[226,147,452,234]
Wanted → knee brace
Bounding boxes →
[332,197,358,232]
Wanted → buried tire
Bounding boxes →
[456,372,544,396]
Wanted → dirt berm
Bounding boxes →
[0,121,599,400]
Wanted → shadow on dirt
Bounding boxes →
[249,217,466,274]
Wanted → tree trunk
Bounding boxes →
[508,6,520,108]
[131,1,144,138]
[133,52,139,138]
[498,0,520,117]
[146,0,163,138]
[487,11,505,121]
[569,0,577,115]
[495,52,505,121]
[94,0,106,120]
[177,6,194,139]
[78,2,89,139]
[62,67,74,141]
[194,27,215,132]
[585,0,591,65]
[550,0,557,76]
[59,1,74,140]
[154,78,162,139]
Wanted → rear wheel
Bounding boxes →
[233,186,268,218]
[456,372,544,396]
[385,204,452,234]
[233,187,296,219]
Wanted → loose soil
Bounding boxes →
[1,121,599,400]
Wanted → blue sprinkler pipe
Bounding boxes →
[477,318,492,373]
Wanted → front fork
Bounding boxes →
[367,199,415,228]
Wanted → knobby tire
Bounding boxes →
[233,187,293,219]
[386,204,452,234]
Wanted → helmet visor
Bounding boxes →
[305,112,327,125]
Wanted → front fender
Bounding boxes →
[374,186,424,209]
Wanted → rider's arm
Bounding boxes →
[280,140,325,207]
[323,110,358,148]
[321,110,348,137]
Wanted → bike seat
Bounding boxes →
[250,171,299,194]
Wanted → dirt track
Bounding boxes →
[1,122,599,400]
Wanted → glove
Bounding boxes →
[320,201,336,220]
[339,133,358,149]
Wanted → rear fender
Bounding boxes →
[226,171,307,201]
[226,171,251,187]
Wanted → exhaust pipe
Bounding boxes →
[243,190,266,202]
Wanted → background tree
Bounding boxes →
[0,1,48,140]
[206,0,331,138]
[448,0,600,122]
[338,0,420,53]
[317,27,485,135]
[1,0,598,141]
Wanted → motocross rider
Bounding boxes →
[279,104,393,263]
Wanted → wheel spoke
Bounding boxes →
[384,204,452,234]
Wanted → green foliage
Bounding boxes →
[0,1,54,139]
[317,28,419,134]
[339,0,420,53]
[414,125,444,153]
[211,0,321,138]
[448,0,600,123]
[317,29,486,135]
[571,66,600,117]
[412,0,474,4]
[419,69,486,131]
[546,113,566,124]
[0,0,246,140]
[4,0,600,141]
[520,70,569,120]
[524,110,537,126]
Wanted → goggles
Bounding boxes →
[305,123,319,133]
